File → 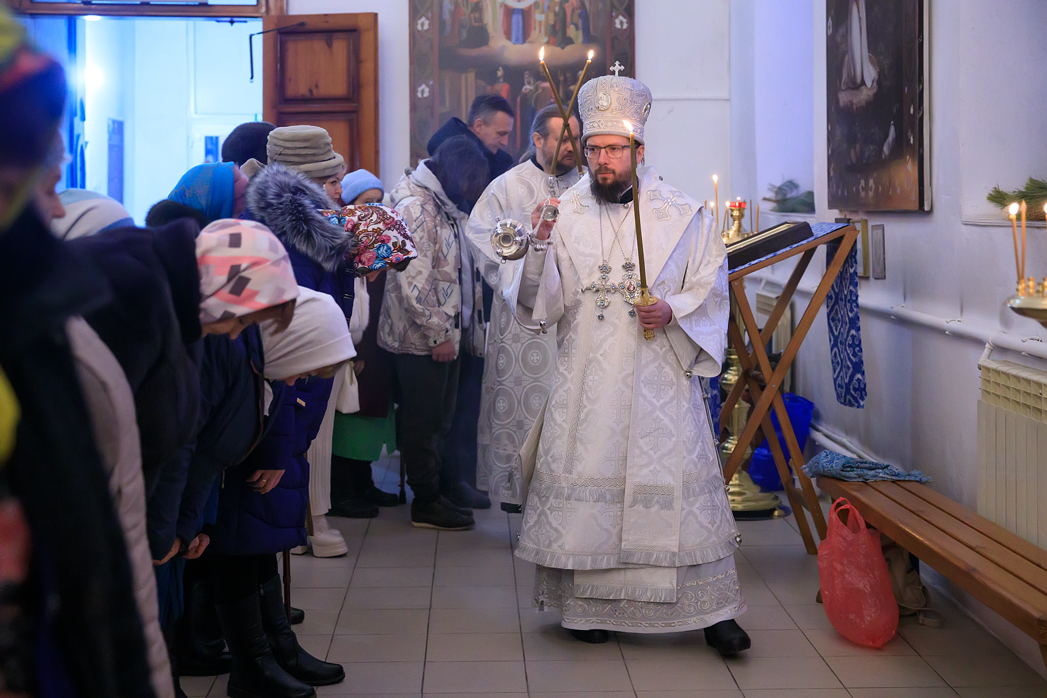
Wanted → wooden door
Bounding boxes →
[263,13,379,177]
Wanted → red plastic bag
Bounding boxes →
[818,497,898,648]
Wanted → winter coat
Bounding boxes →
[0,207,156,698]
[379,161,474,356]
[208,376,332,556]
[67,317,174,698]
[69,220,203,494]
[245,162,356,319]
[146,328,264,560]
[427,116,514,183]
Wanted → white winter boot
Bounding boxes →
[307,514,348,558]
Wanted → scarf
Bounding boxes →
[261,286,355,381]
[169,163,236,222]
[195,219,300,324]
[321,204,417,273]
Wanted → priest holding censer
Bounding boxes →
[511,71,751,653]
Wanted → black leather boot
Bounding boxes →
[259,576,345,686]
[569,628,610,644]
[178,577,232,676]
[289,606,305,625]
[215,593,315,698]
[704,619,752,656]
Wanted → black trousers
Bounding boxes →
[392,352,461,502]
[439,350,484,490]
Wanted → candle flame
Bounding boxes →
[712,174,718,183]
[539,46,545,62]
[622,119,634,133]
[1009,202,1020,216]
[587,50,595,60]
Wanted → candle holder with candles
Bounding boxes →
[1005,201,1047,328]
[724,199,750,245]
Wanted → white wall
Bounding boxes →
[83,19,136,208]
[737,0,1047,672]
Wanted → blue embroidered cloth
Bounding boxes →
[802,450,931,483]
[825,238,866,408]
[731,222,866,408]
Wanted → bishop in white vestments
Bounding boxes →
[512,74,751,654]
[464,105,583,506]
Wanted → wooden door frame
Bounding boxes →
[262,12,379,177]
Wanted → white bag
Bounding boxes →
[335,362,360,414]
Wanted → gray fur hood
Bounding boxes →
[245,162,354,272]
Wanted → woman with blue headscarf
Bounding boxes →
[167,162,250,223]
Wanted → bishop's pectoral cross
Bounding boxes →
[583,262,640,321]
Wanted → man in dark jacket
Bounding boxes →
[427,94,516,182]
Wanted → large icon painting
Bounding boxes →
[410,0,637,165]
[826,0,928,211]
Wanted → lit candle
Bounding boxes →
[550,49,594,175]
[712,175,719,229]
[1009,202,1021,282]
[756,203,760,234]
[539,46,582,175]
[1021,200,1028,280]
[624,119,654,341]
[748,199,753,234]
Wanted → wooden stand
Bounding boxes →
[720,223,859,554]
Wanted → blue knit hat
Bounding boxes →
[340,169,384,205]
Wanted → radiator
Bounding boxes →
[977,356,1047,546]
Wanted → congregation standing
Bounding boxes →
[0,7,749,698]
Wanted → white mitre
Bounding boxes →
[578,73,653,144]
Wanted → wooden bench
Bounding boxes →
[817,477,1047,671]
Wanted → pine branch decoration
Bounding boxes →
[987,177,1047,220]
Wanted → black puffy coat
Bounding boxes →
[69,220,203,494]
[0,207,155,698]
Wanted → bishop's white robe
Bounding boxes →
[512,167,745,632]
[464,159,581,504]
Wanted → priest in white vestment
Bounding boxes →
[464,104,583,507]
[512,74,751,654]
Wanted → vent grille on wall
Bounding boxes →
[977,357,1047,547]
[755,293,793,393]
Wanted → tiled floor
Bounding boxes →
[183,456,1047,698]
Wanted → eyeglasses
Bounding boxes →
[583,144,628,159]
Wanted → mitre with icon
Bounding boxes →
[578,63,653,144]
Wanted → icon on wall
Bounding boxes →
[826,0,928,211]
[409,0,636,165]
[107,118,124,204]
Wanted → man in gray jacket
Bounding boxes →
[378,135,489,530]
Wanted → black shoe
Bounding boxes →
[445,481,492,510]
[411,496,475,530]
[178,578,232,676]
[289,607,304,625]
[328,495,379,519]
[214,593,315,698]
[259,576,345,686]
[360,484,400,507]
[704,619,751,657]
[569,628,610,644]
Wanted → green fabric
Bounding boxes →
[332,407,396,462]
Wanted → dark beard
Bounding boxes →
[590,173,629,204]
